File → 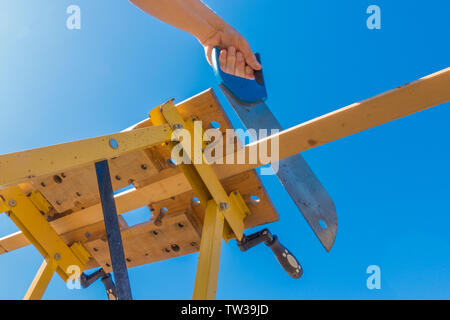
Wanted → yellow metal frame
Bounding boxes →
[150,101,247,241]
[151,100,251,300]
[0,101,249,300]
[0,186,91,299]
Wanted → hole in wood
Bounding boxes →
[171,244,180,252]
[61,173,66,178]
[152,230,159,236]
[164,247,171,253]
[56,200,62,205]
[53,175,63,184]
[93,247,98,252]
[177,222,184,229]
[191,197,201,206]
[40,182,46,187]
[109,138,119,149]
[126,258,131,262]
[76,192,82,197]
[141,164,147,170]
[115,175,121,181]
[210,121,221,129]
[190,242,197,247]
[249,195,261,205]
[106,263,111,267]
[167,158,177,168]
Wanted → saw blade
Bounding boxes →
[220,85,337,251]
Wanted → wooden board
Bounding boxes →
[30,150,159,214]
[2,67,450,268]
[83,210,201,273]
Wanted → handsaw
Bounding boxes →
[211,47,337,251]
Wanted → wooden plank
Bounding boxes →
[213,67,450,178]
[0,231,29,252]
[85,169,278,271]
[30,150,160,213]
[0,124,171,187]
[84,210,201,273]
[125,88,231,133]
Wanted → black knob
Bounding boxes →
[266,235,303,279]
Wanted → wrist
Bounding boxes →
[195,17,231,44]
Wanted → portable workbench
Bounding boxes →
[0,67,449,300]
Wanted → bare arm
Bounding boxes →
[130,0,261,79]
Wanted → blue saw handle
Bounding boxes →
[212,47,267,105]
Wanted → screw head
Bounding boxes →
[219,202,229,211]
[54,253,61,261]
[8,200,17,207]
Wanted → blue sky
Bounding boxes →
[0,0,449,299]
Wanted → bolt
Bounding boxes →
[219,202,229,211]
[54,253,61,261]
[141,164,147,170]
[8,200,17,207]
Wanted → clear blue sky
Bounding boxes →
[0,0,449,300]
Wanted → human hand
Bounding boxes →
[200,26,262,80]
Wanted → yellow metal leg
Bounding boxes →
[24,258,57,300]
[0,186,92,299]
[193,200,224,300]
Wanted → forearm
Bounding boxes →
[130,0,228,42]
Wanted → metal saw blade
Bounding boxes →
[220,85,337,251]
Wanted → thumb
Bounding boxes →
[205,45,213,66]
[242,44,262,70]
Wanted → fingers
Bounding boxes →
[219,49,227,71]
[219,47,255,80]
[225,46,236,74]
[240,40,262,71]
[235,51,246,78]
[245,66,255,80]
